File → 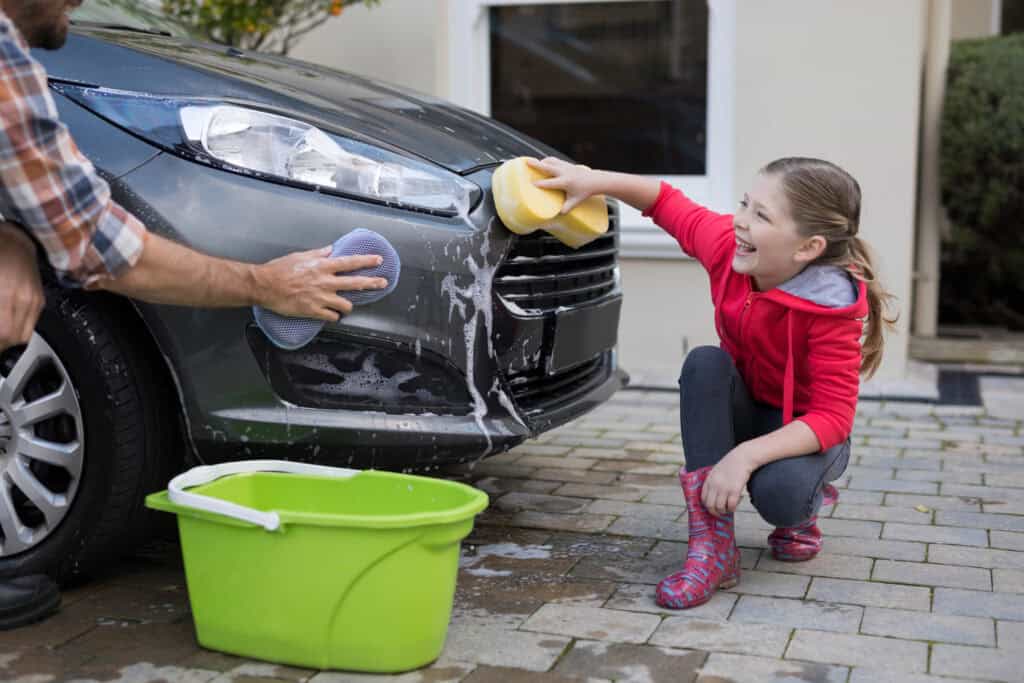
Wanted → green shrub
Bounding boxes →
[162,0,381,55]
[939,33,1024,329]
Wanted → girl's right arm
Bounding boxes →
[527,157,661,214]
[527,157,734,270]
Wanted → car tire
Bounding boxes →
[0,286,181,582]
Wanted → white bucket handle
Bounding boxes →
[167,460,359,531]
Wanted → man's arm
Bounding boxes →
[0,221,44,349]
[97,233,386,320]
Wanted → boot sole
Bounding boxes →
[770,550,820,562]
[0,589,61,631]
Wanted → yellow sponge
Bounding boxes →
[492,157,608,249]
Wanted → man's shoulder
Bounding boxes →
[0,14,40,73]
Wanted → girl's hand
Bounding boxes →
[527,157,600,214]
[701,446,757,518]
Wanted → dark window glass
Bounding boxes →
[490,1,708,175]
[1004,0,1024,34]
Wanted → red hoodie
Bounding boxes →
[644,183,868,451]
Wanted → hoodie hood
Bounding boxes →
[763,264,869,320]
[779,265,859,309]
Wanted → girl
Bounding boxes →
[529,156,896,609]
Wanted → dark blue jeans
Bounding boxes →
[679,346,851,527]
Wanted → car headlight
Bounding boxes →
[52,83,481,216]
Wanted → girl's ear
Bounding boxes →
[794,235,827,264]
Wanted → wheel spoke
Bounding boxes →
[12,382,75,427]
[0,335,44,405]
[8,460,63,527]
[17,433,82,478]
[0,480,30,554]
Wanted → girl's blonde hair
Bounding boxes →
[762,157,897,378]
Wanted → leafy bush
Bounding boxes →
[939,33,1024,329]
[162,0,381,55]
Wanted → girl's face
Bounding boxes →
[732,173,818,291]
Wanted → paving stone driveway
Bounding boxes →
[2,389,1023,683]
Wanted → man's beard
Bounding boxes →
[13,2,70,50]
[30,23,68,50]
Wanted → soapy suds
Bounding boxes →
[462,543,552,561]
[440,225,507,455]
[453,186,476,231]
[492,377,526,429]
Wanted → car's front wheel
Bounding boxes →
[0,288,179,582]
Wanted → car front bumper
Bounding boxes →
[111,152,626,468]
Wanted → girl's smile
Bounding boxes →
[731,173,821,291]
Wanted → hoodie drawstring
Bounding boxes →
[783,313,795,425]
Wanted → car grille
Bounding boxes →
[505,352,612,420]
[494,201,618,314]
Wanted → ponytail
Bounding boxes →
[848,236,897,378]
[763,157,898,378]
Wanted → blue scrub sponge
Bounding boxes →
[253,229,400,350]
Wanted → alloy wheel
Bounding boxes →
[0,333,84,556]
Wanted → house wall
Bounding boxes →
[292,0,926,386]
[952,0,1000,38]
[290,1,444,95]
[729,0,925,383]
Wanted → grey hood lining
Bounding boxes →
[778,265,858,308]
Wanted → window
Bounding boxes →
[489,2,708,176]
[447,0,735,258]
[1003,0,1024,33]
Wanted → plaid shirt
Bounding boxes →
[0,11,145,287]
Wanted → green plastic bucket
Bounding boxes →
[145,460,488,673]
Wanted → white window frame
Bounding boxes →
[446,0,735,258]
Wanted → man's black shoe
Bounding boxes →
[0,575,60,630]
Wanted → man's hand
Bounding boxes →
[253,246,388,321]
[0,222,44,351]
[702,445,757,518]
[97,234,388,320]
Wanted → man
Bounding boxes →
[0,0,387,629]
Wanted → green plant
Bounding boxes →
[939,33,1024,329]
[162,0,381,55]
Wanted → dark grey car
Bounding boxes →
[0,9,626,580]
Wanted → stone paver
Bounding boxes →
[824,536,927,561]
[441,613,569,672]
[872,559,991,590]
[553,641,705,683]
[785,630,929,672]
[696,653,848,683]
[649,618,792,657]
[756,553,873,580]
[521,604,660,644]
[806,577,931,610]
[931,644,1024,681]
[723,570,810,599]
[881,522,988,546]
[929,544,1024,570]
[5,387,1023,682]
[997,619,1024,647]
[994,568,1024,593]
[832,502,933,525]
[991,530,1024,551]
[933,587,1024,621]
[730,595,862,633]
[860,606,996,645]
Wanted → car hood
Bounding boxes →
[38,27,554,173]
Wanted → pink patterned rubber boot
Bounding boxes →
[656,466,740,609]
[767,484,839,562]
